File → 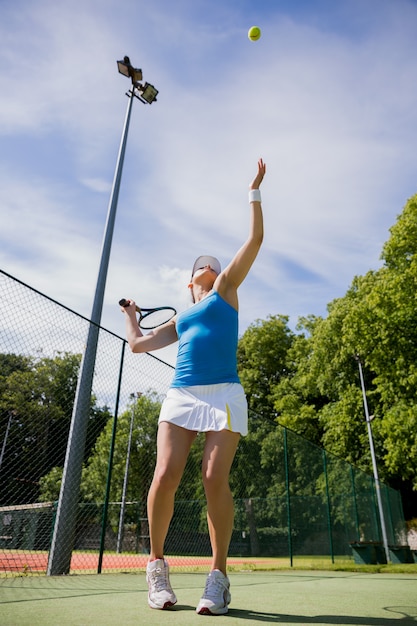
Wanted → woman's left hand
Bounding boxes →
[249,158,266,190]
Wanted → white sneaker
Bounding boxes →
[146,558,177,609]
[196,569,231,615]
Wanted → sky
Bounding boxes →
[1,0,417,366]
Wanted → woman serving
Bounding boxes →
[121,158,266,616]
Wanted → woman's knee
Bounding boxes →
[152,464,182,493]
[202,468,230,494]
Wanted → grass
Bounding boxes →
[226,556,417,574]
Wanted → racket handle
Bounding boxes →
[119,298,141,313]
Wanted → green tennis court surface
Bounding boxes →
[1,571,417,625]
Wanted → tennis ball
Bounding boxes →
[248,26,261,41]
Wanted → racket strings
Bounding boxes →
[139,308,175,329]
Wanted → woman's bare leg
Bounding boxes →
[202,430,240,575]
[148,422,197,560]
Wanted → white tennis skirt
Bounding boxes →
[158,383,248,436]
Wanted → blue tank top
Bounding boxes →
[171,290,240,387]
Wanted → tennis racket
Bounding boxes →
[119,298,176,329]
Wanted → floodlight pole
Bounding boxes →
[355,356,390,563]
[47,58,157,576]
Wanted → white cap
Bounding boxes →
[192,255,221,277]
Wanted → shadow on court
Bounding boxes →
[1,571,417,625]
[227,609,417,624]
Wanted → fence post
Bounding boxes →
[283,428,293,566]
[116,393,136,553]
[384,484,395,546]
[350,465,360,539]
[322,450,334,563]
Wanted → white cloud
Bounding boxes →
[81,178,113,193]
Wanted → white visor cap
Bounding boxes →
[192,255,221,277]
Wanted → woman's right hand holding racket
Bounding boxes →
[119,298,135,312]
[120,299,139,326]
[120,296,178,353]
[119,299,177,330]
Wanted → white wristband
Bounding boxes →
[249,189,262,203]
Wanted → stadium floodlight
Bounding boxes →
[354,355,390,563]
[47,57,158,577]
[117,55,143,83]
[136,82,158,104]
[117,56,158,104]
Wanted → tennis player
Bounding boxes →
[121,158,266,615]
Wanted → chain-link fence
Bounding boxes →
[0,269,410,576]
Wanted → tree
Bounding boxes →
[80,392,162,506]
[232,315,296,500]
[237,314,295,419]
[272,317,327,445]
[0,351,111,505]
[270,193,417,516]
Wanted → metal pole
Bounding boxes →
[322,450,334,563]
[47,91,135,576]
[350,465,360,539]
[283,428,293,567]
[0,411,13,472]
[116,396,135,553]
[356,357,390,563]
[98,341,126,573]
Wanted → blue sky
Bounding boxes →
[1,0,417,365]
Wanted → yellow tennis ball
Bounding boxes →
[248,26,261,41]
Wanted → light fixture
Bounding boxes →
[135,82,158,104]
[117,57,130,77]
[117,56,143,83]
[117,56,158,105]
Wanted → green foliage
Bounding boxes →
[0,351,111,506]
[381,194,417,270]
[0,354,31,387]
[39,466,63,502]
[319,386,369,468]
[379,401,417,480]
[270,320,329,444]
[237,314,295,418]
[80,392,162,504]
[235,193,417,512]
